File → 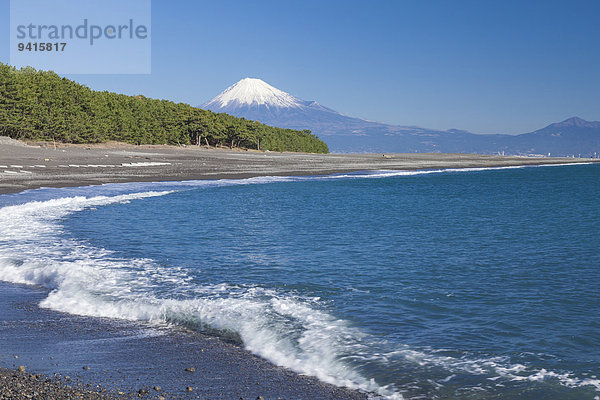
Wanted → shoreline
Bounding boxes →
[0,281,367,400]
[1,137,597,195]
[2,139,599,399]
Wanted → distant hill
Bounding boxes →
[202,78,599,156]
[506,117,600,157]
[0,64,328,153]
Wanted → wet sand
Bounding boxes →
[1,137,596,195]
[0,282,366,399]
[1,137,598,399]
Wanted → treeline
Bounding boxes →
[0,63,328,153]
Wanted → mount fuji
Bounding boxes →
[201,78,371,133]
[201,78,600,156]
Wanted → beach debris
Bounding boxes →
[184,366,196,372]
[186,386,193,392]
[153,385,162,392]
[17,366,25,372]
[138,388,149,396]
[82,365,90,370]
[256,396,264,400]
[13,355,18,359]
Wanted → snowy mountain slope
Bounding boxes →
[200,78,442,152]
[203,78,303,110]
[201,79,600,156]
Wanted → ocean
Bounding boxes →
[0,163,598,399]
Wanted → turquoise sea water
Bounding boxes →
[0,164,598,399]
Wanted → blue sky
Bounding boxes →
[1,0,598,134]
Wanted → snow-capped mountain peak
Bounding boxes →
[200,79,600,155]
[203,78,303,110]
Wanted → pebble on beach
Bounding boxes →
[0,366,128,400]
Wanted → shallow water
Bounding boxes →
[1,164,599,399]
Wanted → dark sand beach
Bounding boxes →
[1,137,598,399]
[0,282,366,399]
[0,137,596,195]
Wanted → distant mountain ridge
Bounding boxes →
[201,78,600,156]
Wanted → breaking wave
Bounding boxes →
[0,167,597,399]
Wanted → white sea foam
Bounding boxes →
[0,167,597,399]
[386,347,600,392]
[0,189,402,399]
